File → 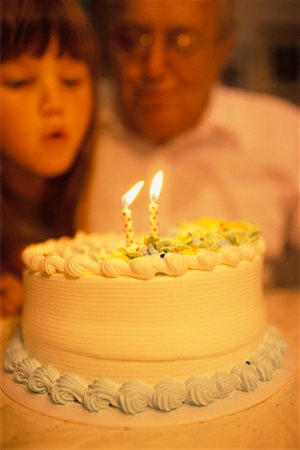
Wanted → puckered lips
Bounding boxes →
[43,127,67,144]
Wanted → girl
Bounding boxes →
[0,0,100,315]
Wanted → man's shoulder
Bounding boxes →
[215,85,299,119]
[209,85,299,167]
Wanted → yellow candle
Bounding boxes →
[121,181,144,246]
[149,200,159,237]
[122,204,134,246]
[149,170,164,237]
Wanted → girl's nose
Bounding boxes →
[39,80,64,116]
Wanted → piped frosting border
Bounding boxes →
[4,326,287,415]
[21,219,266,280]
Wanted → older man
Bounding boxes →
[106,0,235,143]
[83,0,299,285]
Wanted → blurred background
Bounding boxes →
[81,0,300,106]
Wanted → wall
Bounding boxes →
[223,0,299,105]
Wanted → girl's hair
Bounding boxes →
[1,0,100,276]
[1,0,99,76]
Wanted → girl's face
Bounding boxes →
[0,38,94,177]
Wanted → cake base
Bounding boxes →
[1,350,295,428]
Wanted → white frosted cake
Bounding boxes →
[4,219,287,415]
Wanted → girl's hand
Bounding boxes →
[0,273,23,316]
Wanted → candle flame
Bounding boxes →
[122,180,144,207]
[149,170,163,202]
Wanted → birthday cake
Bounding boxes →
[4,219,287,415]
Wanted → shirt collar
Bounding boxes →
[100,80,240,154]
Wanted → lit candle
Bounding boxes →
[121,180,144,246]
[149,170,164,237]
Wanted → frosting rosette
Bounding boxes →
[238,244,257,261]
[164,253,188,276]
[83,378,118,412]
[50,374,86,404]
[213,372,238,398]
[250,354,274,381]
[270,347,285,369]
[28,253,45,271]
[28,365,60,394]
[4,348,28,372]
[14,358,40,385]
[41,254,65,275]
[261,326,287,353]
[232,362,259,391]
[64,256,88,278]
[64,256,100,278]
[185,376,218,406]
[152,379,186,412]
[196,250,219,271]
[129,257,157,280]
[118,380,153,415]
[100,258,129,278]
[220,246,240,267]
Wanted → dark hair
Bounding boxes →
[1,0,100,277]
[1,0,99,76]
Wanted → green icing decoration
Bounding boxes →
[112,219,261,262]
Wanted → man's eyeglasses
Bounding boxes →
[112,26,211,59]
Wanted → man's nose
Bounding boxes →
[39,80,64,116]
[143,35,168,79]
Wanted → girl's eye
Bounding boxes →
[4,78,34,89]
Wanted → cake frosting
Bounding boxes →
[3,219,287,415]
[5,326,287,415]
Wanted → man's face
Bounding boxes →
[110,0,234,143]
